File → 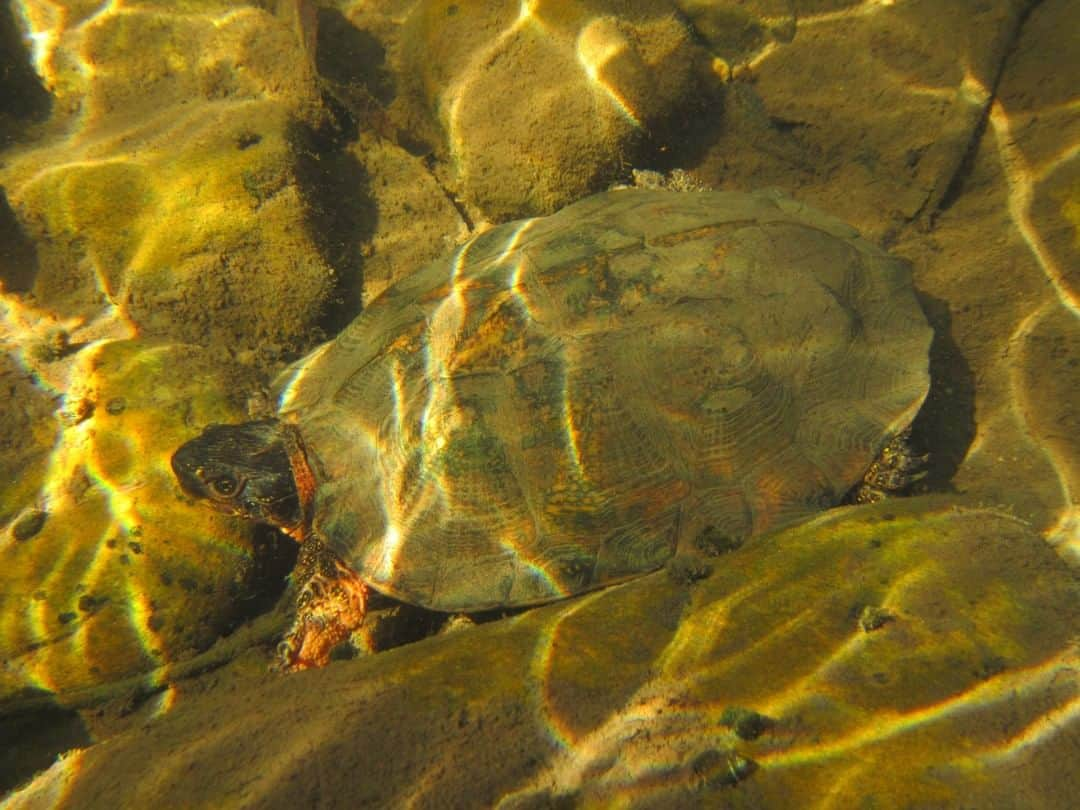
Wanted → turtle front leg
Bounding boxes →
[278,536,369,671]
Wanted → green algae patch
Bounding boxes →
[1,2,333,355]
[0,339,263,704]
[59,162,156,289]
[668,501,1076,725]
[9,98,333,351]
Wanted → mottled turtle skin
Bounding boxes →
[173,188,932,662]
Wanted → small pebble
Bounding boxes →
[720,706,773,741]
[12,509,47,541]
[691,748,756,788]
[859,605,894,632]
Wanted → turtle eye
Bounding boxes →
[207,474,241,498]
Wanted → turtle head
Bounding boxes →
[171,419,303,532]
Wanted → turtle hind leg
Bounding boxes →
[278,537,368,671]
[846,426,928,505]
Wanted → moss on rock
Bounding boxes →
[0,340,263,702]
[9,499,1077,807]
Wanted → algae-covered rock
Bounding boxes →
[17,0,323,132]
[0,1,335,356]
[7,500,1076,807]
[392,0,713,219]
[347,132,469,302]
[0,354,54,531]
[0,340,263,703]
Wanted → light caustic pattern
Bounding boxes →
[0,0,298,391]
[4,507,1074,808]
[482,508,1078,807]
[989,98,1080,558]
[312,503,1080,808]
[12,0,268,95]
[730,0,1080,557]
[1,0,330,699]
[281,214,618,605]
[0,335,254,699]
[441,0,644,163]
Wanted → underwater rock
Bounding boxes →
[894,0,1080,560]
[0,1,335,357]
[694,0,1041,237]
[0,353,54,530]
[347,132,469,303]
[668,0,1079,557]
[0,4,339,707]
[390,0,714,219]
[5,500,1077,807]
[988,0,1080,562]
[0,340,264,704]
[675,0,796,66]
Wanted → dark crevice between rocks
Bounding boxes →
[224,524,299,632]
[641,92,725,179]
[288,109,376,338]
[928,107,989,221]
[0,3,52,150]
[0,697,91,799]
[422,154,475,232]
[312,8,435,159]
[0,189,38,292]
[314,7,396,109]
[637,47,727,180]
[929,0,1045,220]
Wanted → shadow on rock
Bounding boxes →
[0,4,52,148]
[0,695,91,798]
[0,190,38,293]
[910,290,977,492]
[291,121,376,335]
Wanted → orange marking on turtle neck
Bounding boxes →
[283,424,317,543]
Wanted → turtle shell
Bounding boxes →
[275,189,932,611]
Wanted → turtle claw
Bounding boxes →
[278,547,369,671]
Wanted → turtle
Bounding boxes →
[170,188,933,670]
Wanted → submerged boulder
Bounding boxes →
[6,499,1076,807]
[0,340,268,704]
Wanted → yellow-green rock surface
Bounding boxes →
[0,340,260,703]
[5,501,1076,808]
[0,0,333,702]
[372,0,714,219]
[1,0,334,355]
